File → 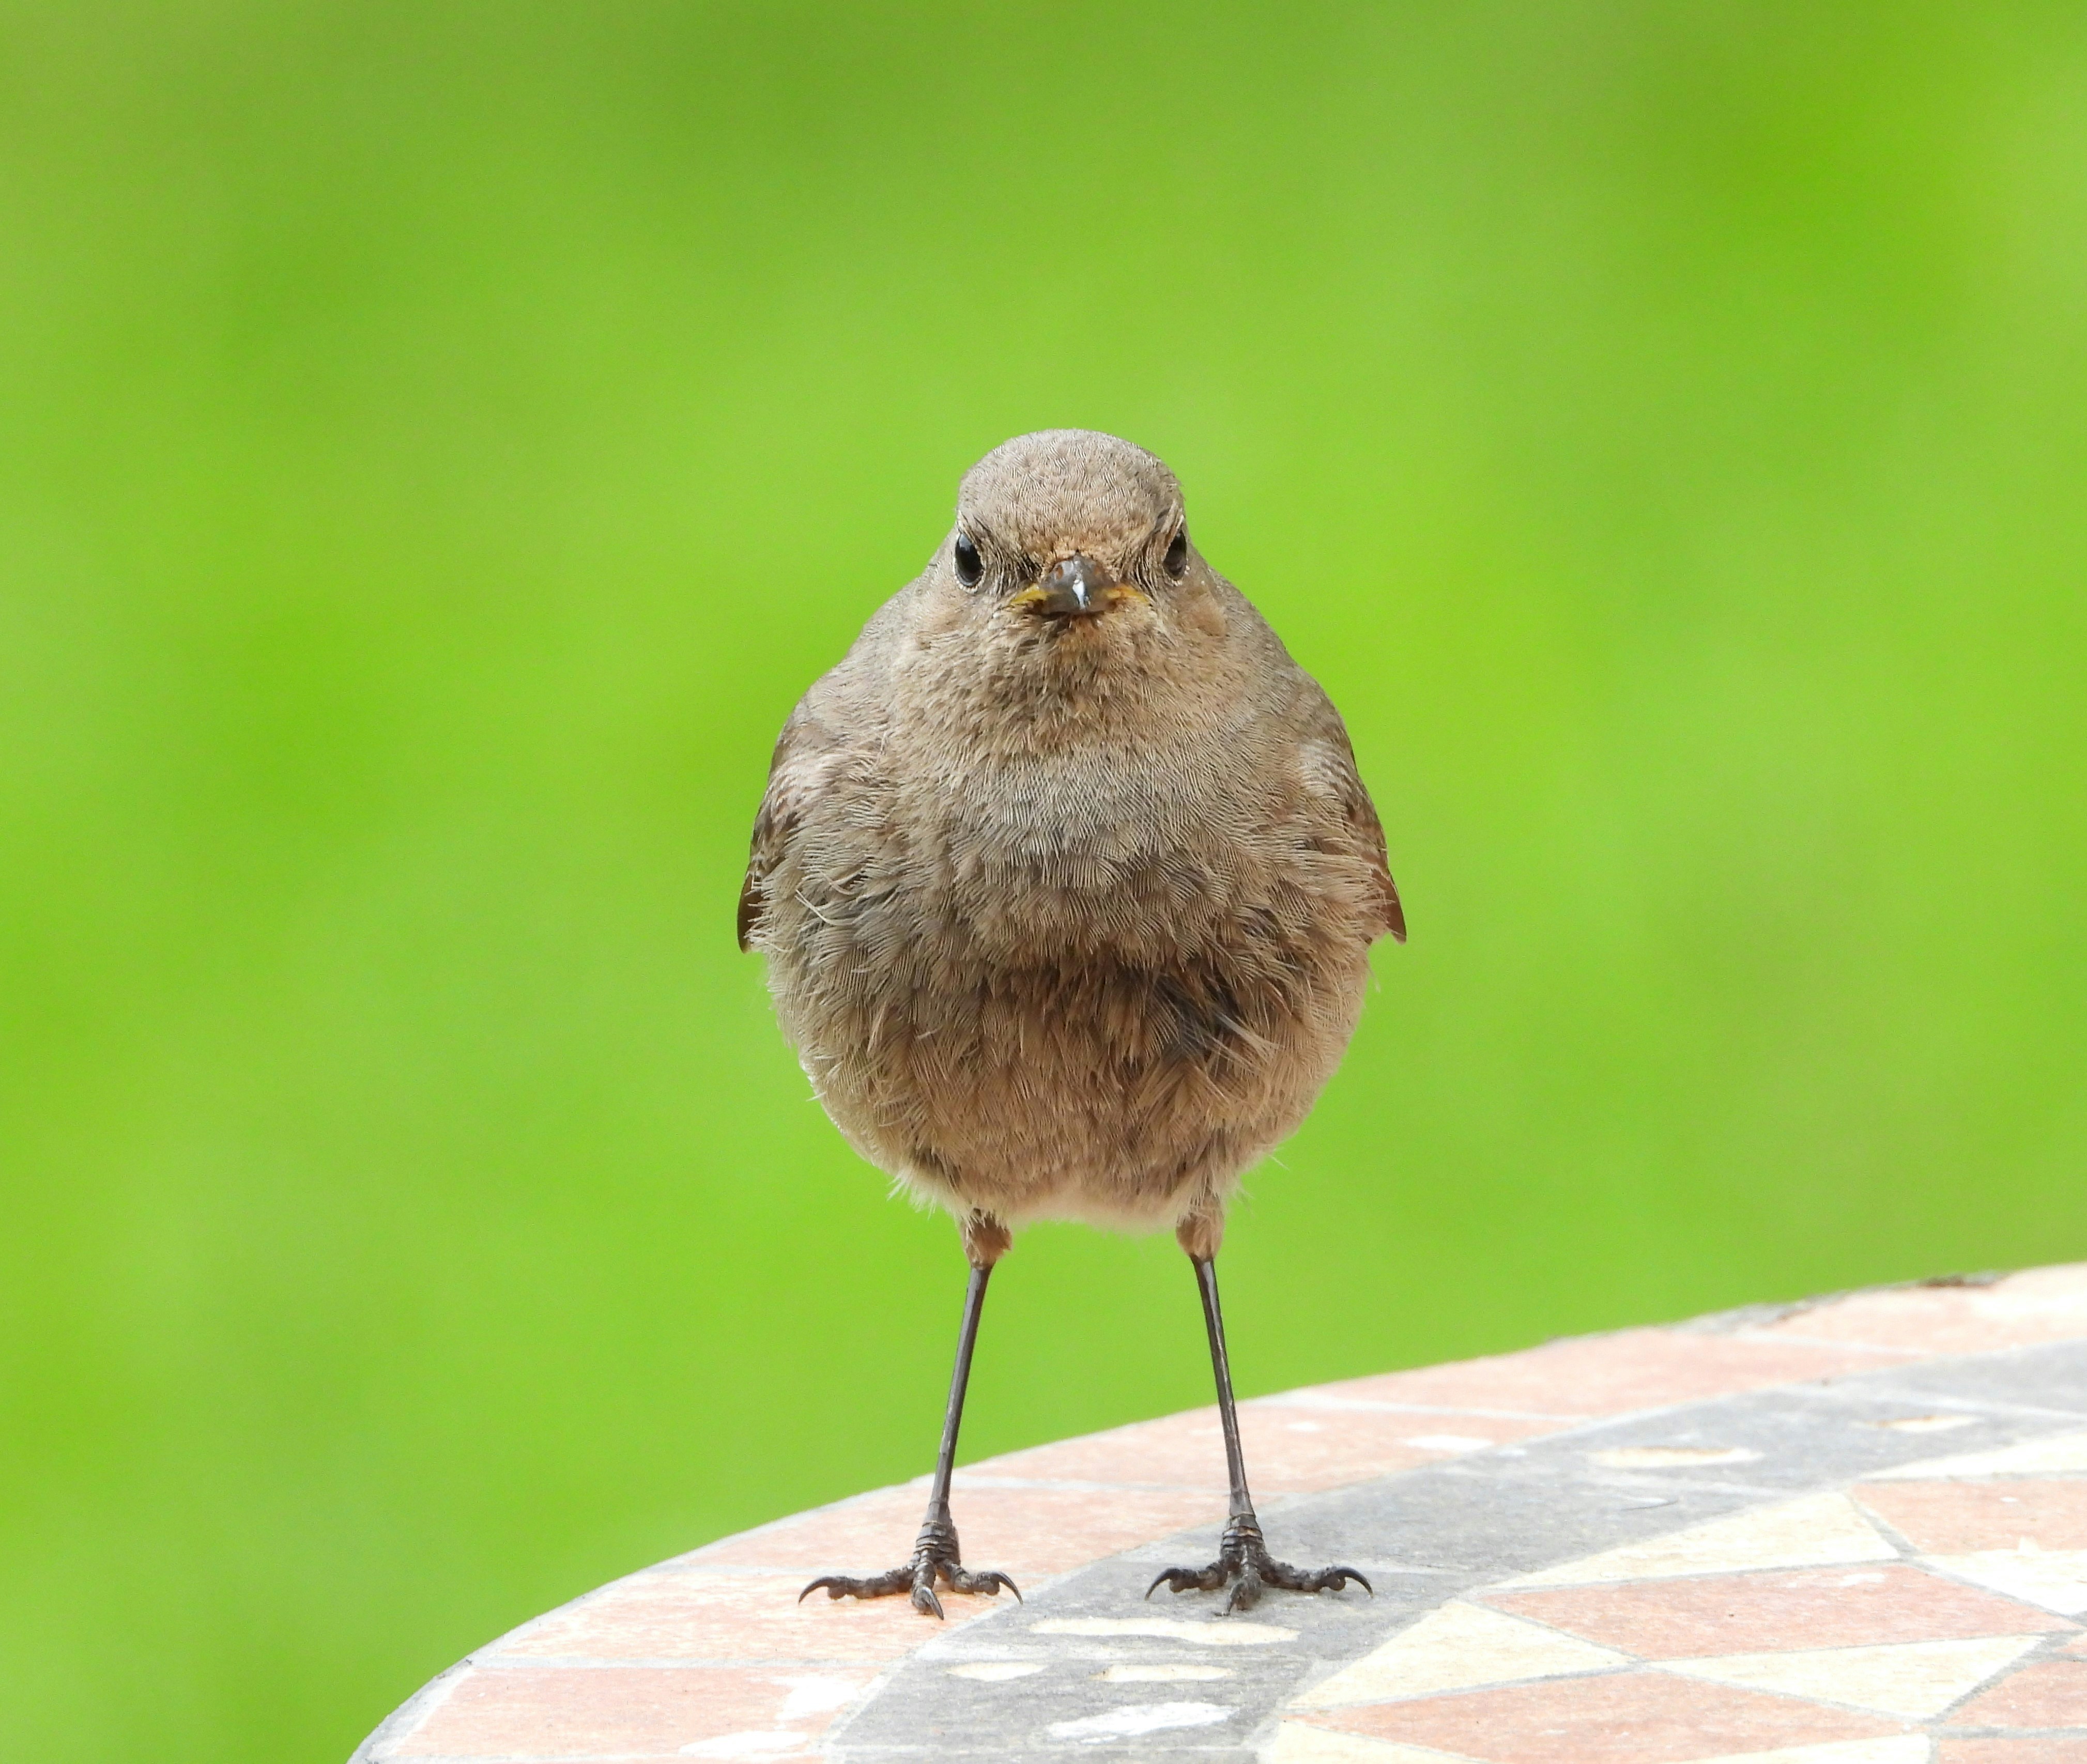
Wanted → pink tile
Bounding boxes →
[1306,1668,1901,1763]
[683,1486,928,1570]
[1757,1267,2087,1356]
[1953,1659,2087,1729]
[975,1403,1551,1495]
[943,1483,1230,1573]
[1323,1329,1900,1421]
[397,1664,807,1758]
[974,1414,1224,1487]
[496,1568,979,1664]
[1856,1482,2087,1555]
[1937,1742,2087,1763]
[687,1480,1223,1580]
[1490,1565,2073,1657]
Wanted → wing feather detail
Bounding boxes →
[1297,706,1404,945]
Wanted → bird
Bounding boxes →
[738,429,1404,1617]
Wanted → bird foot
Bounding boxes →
[799,1513,1020,1620]
[1145,1513,1371,1615]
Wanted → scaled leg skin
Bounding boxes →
[800,1216,1020,1619]
[1146,1217,1372,1616]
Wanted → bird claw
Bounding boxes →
[1145,1514,1371,1615]
[799,1515,1019,1620]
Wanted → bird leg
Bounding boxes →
[800,1244,1020,1620]
[1145,1246,1372,1615]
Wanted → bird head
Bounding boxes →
[939,431,1198,644]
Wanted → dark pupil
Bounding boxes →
[1163,527,1189,577]
[954,535,983,586]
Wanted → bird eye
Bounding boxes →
[953,533,984,587]
[1163,525,1189,579]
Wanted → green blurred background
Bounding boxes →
[3,1,2084,1757]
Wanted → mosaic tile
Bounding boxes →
[395,1664,808,1758]
[1588,1447,1762,1469]
[1491,1565,2070,1656]
[1328,1332,1893,1422]
[1658,1633,2045,1718]
[1095,1662,1232,1682]
[692,1480,1222,1579]
[1294,1600,1630,1708]
[1951,1657,2087,1727]
[1926,1550,2087,1617]
[1044,1699,1234,1740]
[974,1401,1538,1496]
[357,1275,2087,1763]
[1269,1724,1480,1762]
[1855,1481,2087,1554]
[1755,1266,2087,1356]
[1864,1431,2087,1482]
[963,1413,1223,1490]
[939,1483,1233,1575]
[1254,1392,1561,1448]
[495,1569,970,1663]
[1028,1615,1295,1646]
[1689,1742,1929,1764]
[1507,1494,1896,1588]
[1311,1669,1904,1763]
[683,1486,929,1570]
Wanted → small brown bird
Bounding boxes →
[740,430,1403,1616]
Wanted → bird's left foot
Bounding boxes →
[1145,1513,1370,1615]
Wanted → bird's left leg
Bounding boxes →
[800,1213,1020,1619]
[1146,1210,1371,1615]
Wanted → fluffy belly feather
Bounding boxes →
[764,845,1375,1229]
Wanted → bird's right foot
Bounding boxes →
[799,1514,1019,1620]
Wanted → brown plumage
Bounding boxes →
[742,429,1402,1616]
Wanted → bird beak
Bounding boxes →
[1010,554,1119,620]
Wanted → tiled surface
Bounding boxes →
[353,1264,2087,1762]
[1488,1565,2066,1653]
[1302,1671,1906,1761]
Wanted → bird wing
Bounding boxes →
[737,591,907,951]
[1296,692,1406,945]
[738,701,831,951]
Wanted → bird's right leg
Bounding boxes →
[799,1213,1020,1619]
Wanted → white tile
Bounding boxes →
[678,1736,815,1759]
[946,1661,1045,1681]
[772,1675,864,1719]
[1292,1601,1628,1708]
[1263,1724,1479,1763]
[1925,1547,2087,1614]
[1684,1738,1930,1764]
[1969,1263,2087,1326]
[1659,1632,2044,1717]
[1506,1492,1896,1587]
[1047,1699,1232,1740]
[1865,1428,2087,1480]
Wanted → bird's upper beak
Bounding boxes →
[1010,554,1123,620]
